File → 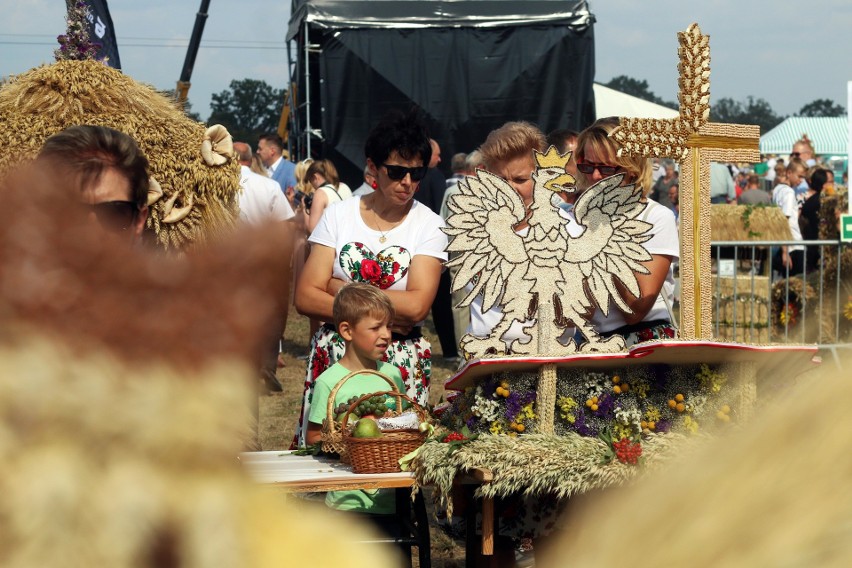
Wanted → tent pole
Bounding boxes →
[304,18,311,159]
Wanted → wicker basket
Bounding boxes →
[342,390,428,474]
[320,369,401,460]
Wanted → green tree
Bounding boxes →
[798,98,846,117]
[207,79,286,148]
[604,75,677,109]
[710,96,783,134]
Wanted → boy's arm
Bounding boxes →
[305,422,323,445]
[305,372,334,446]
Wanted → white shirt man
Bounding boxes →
[234,142,294,224]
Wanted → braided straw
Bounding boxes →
[536,364,558,434]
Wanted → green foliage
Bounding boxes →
[604,75,677,109]
[207,79,285,148]
[798,98,846,117]
[710,96,784,134]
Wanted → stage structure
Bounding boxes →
[285,0,596,184]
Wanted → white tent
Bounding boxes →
[593,83,679,120]
[760,116,849,156]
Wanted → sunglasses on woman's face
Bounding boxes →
[81,200,139,233]
[382,163,428,182]
[576,162,621,176]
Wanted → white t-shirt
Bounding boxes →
[238,165,295,224]
[309,197,447,322]
[772,183,804,252]
[590,199,680,333]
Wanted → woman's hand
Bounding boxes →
[392,323,413,336]
[382,256,444,326]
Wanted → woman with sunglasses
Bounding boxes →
[291,109,447,448]
[574,117,679,345]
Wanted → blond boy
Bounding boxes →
[306,283,404,513]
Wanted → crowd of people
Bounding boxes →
[643,133,846,278]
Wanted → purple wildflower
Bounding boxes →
[504,391,523,421]
[573,409,598,437]
[655,419,672,433]
[595,393,616,420]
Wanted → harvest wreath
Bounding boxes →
[411,362,739,508]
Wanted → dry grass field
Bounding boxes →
[258,312,466,567]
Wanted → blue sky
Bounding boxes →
[2,1,850,120]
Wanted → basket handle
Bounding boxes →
[325,369,401,436]
[340,390,428,431]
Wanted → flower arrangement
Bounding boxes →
[770,276,816,339]
[439,364,735,466]
[439,373,538,437]
[55,1,103,63]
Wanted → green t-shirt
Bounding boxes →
[308,361,405,515]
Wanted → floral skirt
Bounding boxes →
[290,325,432,449]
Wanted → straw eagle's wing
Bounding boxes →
[564,174,654,316]
[443,170,529,312]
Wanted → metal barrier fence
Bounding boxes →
[707,240,851,361]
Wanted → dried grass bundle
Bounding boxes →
[0,60,240,251]
[0,135,393,567]
[710,204,791,241]
[547,361,852,567]
[411,431,702,516]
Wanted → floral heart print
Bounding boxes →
[339,242,411,289]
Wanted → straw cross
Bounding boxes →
[611,23,760,340]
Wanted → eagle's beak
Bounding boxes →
[544,172,576,193]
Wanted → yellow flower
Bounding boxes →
[521,402,536,420]
[644,406,661,423]
[634,382,650,398]
[683,416,699,434]
[844,298,852,321]
[489,421,504,435]
[614,423,633,440]
[558,396,578,423]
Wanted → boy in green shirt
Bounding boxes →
[306,282,404,514]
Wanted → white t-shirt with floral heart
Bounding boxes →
[309,196,448,300]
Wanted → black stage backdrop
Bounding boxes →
[305,24,595,185]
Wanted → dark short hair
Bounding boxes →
[333,282,394,327]
[258,133,284,151]
[364,109,432,168]
[38,125,149,208]
[545,128,579,154]
[810,168,829,193]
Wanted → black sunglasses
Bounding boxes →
[790,152,801,158]
[382,163,428,182]
[576,162,621,176]
[81,200,139,233]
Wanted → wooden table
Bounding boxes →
[239,451,430,567]
[239,450,416,491]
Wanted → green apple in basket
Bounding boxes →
[352,418,383,439]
